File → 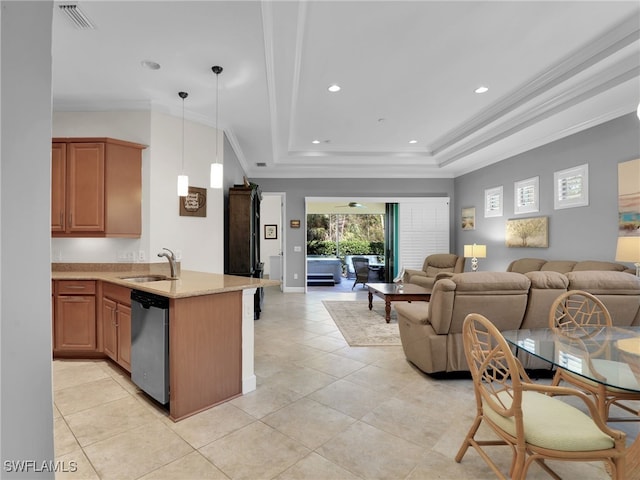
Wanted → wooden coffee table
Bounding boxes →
[367,283,431,323]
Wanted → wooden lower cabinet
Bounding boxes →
[102,283,132,372]
[54,281,97,352]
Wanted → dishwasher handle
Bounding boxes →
[131,290,169,309]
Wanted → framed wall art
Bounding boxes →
[618,158,640,236]
[264,224,278,239]
[484,186,503,218]
[514,176,539,215]
[461,207,475,230]
[554,163,589,210]
[179,186,207,217]
[506,216,548,248]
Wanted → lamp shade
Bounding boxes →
[615,237,640,263]
[177,174,189,196]
[210,162,223,189]
[464,244,487,258]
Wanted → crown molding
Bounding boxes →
[429,12,640,157]
[438,54,639,167]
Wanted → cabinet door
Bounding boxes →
[55,295,96,351]
[117,304,132,372]
[67,142,105,233]
[51,143,66,232]
[102,297,117,361]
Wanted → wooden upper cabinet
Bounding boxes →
[52,137,146,238]
[68,142,105,233]
[51,143,66,232]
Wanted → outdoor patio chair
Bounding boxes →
[352,257,370,290]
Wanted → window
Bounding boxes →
[554,164,589,209]
[514,176,539,214]
[484,186,503,218]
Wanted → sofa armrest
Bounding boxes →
[434,271,455,283]
[426,279,457,334]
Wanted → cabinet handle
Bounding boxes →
[66,286,86,290]
[63,297,88,302]
[60,211,63,227]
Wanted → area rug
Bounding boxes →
[322,300,401,346]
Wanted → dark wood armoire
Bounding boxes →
[226,184,263,318]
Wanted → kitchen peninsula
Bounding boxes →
[52,264,278,421]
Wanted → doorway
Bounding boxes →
[260,192,285,291]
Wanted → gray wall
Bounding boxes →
[252,177,455,289]
[1,1,55,475]
[455,113,640,272]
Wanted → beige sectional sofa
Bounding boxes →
[395,270,640,374]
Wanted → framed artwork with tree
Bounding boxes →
[505,216,548,248]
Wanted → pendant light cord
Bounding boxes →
[178,91,188,173]
[215,71,219,164]
[211,66,223,165]
[182,95,185,173]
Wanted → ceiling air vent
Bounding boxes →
[59,4,96,30]
[256,163,267,167]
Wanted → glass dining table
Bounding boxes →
[502,326,640,479]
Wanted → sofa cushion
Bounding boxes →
[540,261,577,273]
[426,266,454,277]
[525,271,569,289]
[566,271,640,294]
[450,272,531,294]
[423,253,460,270]
[572,260,626,272]
[507,258,547,274]
[395,301,430,325]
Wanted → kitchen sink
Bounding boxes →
[119,274,170,283]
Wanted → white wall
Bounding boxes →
[1,1,55,473]
[149,112,224,273]
[51,110,225,273]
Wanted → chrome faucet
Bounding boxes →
[157,248,178,279]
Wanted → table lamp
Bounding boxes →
[464,243,487,272]
[615,236,640,277]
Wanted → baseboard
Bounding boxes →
[283,286,305,293]
[242,374,256,394]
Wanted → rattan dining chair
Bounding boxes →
[549,290,640,422]
[456,313,627,479]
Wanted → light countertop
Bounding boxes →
[52,265,279,299]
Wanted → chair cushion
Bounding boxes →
[483,390,614,451]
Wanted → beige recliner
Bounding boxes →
[403,253,465,289]
[396,272,531,374]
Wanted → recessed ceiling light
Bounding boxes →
[408,140,418,144]
[328,84,341,93]
[474,86,489,94]
[312,140,321,144]
[141,60,161,70]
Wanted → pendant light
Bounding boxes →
[210,65,224,189]
[177,91,189,196]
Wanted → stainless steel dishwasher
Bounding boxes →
[130,289,170,404]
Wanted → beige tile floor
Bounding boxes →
[54,284,638,479]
